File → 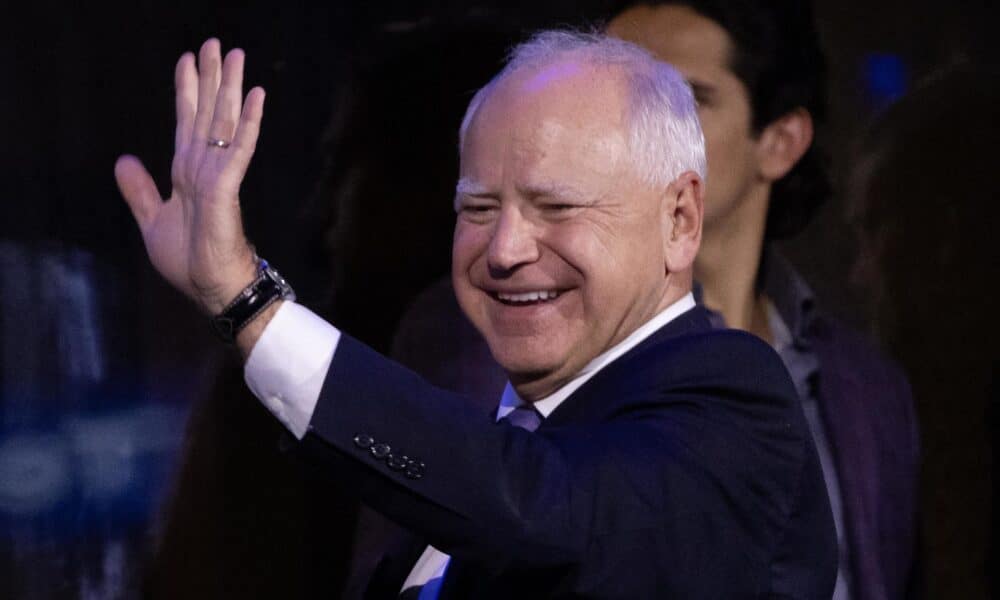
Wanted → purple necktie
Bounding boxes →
[503,404,543,432]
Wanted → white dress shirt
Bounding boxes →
[243,292,697,595]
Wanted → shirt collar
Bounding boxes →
[758,248,817,349]
[497,292,697,421]
[691,248,817,348]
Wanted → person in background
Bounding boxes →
[392,1,921,598]
[605,4,920,598]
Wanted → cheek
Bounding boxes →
[547,216,658,296]
[452,222,487,272]
[451,241,486,334]
[699,109,756,221]
[451,223,490,313]
[544,221,611,276]
[701,110,739,172]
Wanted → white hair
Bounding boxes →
[458,30,707,188]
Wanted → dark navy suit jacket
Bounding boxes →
[300,306,837,598]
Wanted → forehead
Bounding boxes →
[460,60,630,181]
[607,4,733,77]
[480,59,629,134]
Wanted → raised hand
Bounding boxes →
[116,39,265,315]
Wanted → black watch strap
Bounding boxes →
[211,259,295,344]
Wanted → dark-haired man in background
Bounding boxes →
[607,3,920,599]
[392,2,920,598]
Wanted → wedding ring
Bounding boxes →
[207,138,230,148]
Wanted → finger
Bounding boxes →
[229,87,266,177]
[191,39,222,145]
[174,52,198,152]
[115,155,161,229]
[208,48,245,145]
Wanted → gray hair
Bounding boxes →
[458,30,707,188]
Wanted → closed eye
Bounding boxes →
[538,202,585,221]
[457,200,499,223]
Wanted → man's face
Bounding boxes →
[608,5,758,231]
[452,61,672,399]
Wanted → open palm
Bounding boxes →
[115,39,264,314]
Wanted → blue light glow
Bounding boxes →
[864,53,909,109]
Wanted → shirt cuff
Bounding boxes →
[243,301,341,439]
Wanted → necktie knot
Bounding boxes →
[503,404,542,432]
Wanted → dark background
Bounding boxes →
[0,1,995,598]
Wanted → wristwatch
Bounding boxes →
[211,258,296,343]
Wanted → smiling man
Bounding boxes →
[451,55,702,400]
[117,31,835,598]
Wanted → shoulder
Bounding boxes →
[557,323,811,476]
[631,326,799,406]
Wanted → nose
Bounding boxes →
[487,206,540,275]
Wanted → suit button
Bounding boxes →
[371,443,391,460]
[353,434,374,449]
[404,460,425,480]
[387,454,408,470]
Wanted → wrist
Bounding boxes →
[197,246,260,315]
[236,299,283,360]
[210,256,296,344]
[202,261,259,315]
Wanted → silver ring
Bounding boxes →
[207,138,230,149]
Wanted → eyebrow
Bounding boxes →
[455,177,493,197]
[454,177,496,211]
[453,178,597,207]
[521,182,594,204]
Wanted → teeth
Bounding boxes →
[497,290,560,303]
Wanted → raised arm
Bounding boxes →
[115,39,273,353]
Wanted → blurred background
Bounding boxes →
[0,0,996,597]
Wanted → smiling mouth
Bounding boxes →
[491,289,563,306]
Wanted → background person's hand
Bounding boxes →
[115,38,265,315]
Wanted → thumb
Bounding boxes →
[114,155,161,229]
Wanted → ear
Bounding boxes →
[755,108,814,182]
[662,170,704,274]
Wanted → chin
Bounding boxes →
[492,335,575,383]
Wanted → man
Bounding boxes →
[394,3,920,598]
[116,32,836,597]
